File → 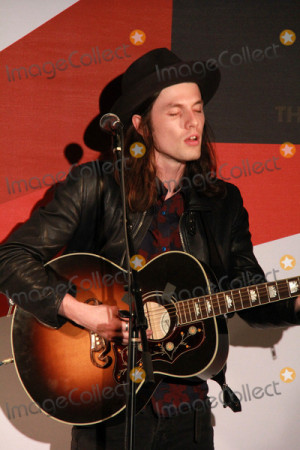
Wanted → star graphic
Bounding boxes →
[130,142,146,158]
[129,30,146,46]
[130,255,145,270]
[132,31,143,43]
[280,143,295,157]
[130,367,145,383]
[133,370,143,382]
[280,367,296,383]
[280,255,296,270]
[280,29,296,46]
[281,31,293,44]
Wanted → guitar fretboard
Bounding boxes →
[176,277,300,324]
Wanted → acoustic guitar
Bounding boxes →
[11,251,299,425]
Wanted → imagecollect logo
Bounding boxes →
[5,43,131,82]
[155,42,280,82]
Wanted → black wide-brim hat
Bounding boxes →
[83,48,221,151]
[110,47,221,125]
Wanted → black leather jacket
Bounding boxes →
[0,162,298,328]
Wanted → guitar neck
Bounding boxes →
[176,276,300,324]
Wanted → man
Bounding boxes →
[0,48,299,449]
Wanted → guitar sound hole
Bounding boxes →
[144,301,171,340]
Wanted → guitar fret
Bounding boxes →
[218,292,229,314]
[193,299,204,320]
[182,300,187,323]
[216,293,223,315]
[178,300,194,325]
[232,290,243,310]
[280,280,292,299]
[204,296,214,317]
[223,291,235,313]
[211,293,221,316]
[245,286,257,308]
[257,284,271,304]
[199,298,208,319]
[186,301,193,322]
[176,302,184,324]
[239,288,245,308]
[254,285,261,304]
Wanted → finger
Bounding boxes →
[110,305,120,317]
[146,329,153,338]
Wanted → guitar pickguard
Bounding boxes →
[113,290,207,383]
[149,324,204,361]
[113,320,205,383]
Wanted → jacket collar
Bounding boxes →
[155,177,214,211]
[183,186,214,212]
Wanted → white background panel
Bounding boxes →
[0,316,70,450]
[253,234,300,281]
[212,324,299,449]
[0,0,79,51]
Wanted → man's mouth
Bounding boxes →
[184,135,199,144]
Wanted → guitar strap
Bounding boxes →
[199,212,241,413]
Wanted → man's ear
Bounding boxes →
[132,114,143,136]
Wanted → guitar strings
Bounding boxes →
[144,289,286,321]
[141,279,293,322]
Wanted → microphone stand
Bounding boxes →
[112,131,154,450]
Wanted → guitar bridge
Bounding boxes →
[85,298,112,369]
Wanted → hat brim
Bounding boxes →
[110,60,220,125]
[84,74,123,152]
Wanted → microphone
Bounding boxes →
[99,113,123,134]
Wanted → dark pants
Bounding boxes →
[71,403,214,449]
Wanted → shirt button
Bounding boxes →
[162,247,167,252]
[162,211,166,216]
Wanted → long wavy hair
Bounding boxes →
[119,93,225,212]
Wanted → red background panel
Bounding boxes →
[0,0,173,224]
[0,0,173,316]
[216,143,299,246]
